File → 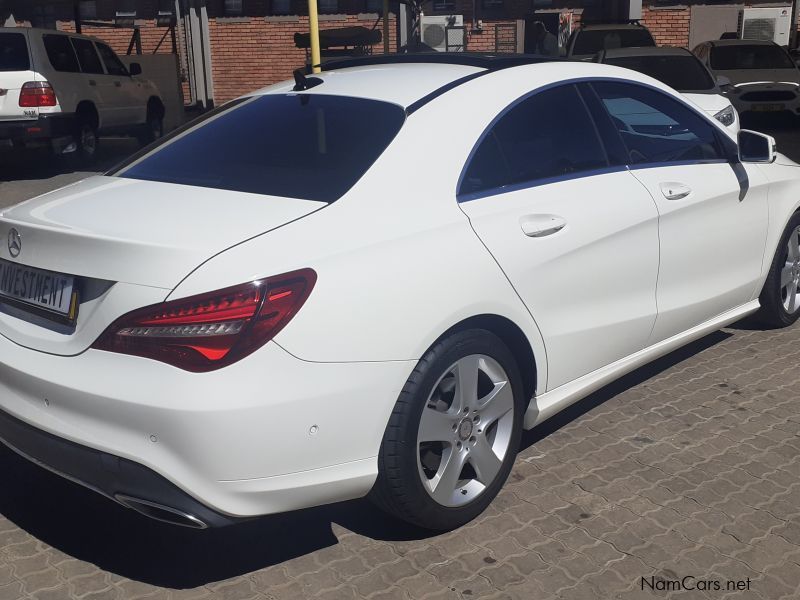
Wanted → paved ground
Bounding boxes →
[1,121,800,600]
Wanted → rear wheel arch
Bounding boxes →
[75,100,99,130]
[146,96,165,119]
[434,314,538,411]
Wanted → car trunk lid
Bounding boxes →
[0,176,325,355]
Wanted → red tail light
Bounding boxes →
[19,81,57,107]
[92,269,316,372]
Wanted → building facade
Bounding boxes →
[2,0,798,106]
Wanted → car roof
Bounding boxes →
[248,54,560,110]
[601,46,692,58]
[708,38,779,47]
[0,26,107,44]
[580,23,649,31]
[249,59,691,117]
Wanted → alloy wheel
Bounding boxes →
[416,354,515,507]
[781,225,800,314]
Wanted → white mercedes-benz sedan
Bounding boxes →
[1,55,800,531]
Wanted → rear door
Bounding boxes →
[458,83,660,390]
[0,30,36,121]
[69,36,113,127]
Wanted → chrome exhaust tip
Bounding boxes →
[115,495,208,529]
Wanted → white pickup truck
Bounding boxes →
[0,27,164,161]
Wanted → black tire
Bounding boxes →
[370,329,525,530]
[757,211,800,328]
[74,117,99,165]
[137,106,164,146]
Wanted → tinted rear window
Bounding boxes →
[0,33,30,72]
[117,94,406,202]
[43,34,80,73]
[606,55,715,91]
[573,29,655,56]
[710,44,795,70]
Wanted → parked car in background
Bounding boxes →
[0,27,165,161]
[694,39,800,121]
[595,46,739,131]
[1,55,799,532]
[565,22,655,60]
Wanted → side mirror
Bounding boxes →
[129,62,142,76]
[716,75,731,87]
[738,129,776,163]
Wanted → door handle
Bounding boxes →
[660,182,692,200]
[520,214,567,238]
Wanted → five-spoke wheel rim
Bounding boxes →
[416,354,514,507]
[781,225,800,314]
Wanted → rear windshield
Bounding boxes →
[573,28,655,56]
[117,94,406,203]
[606,54,715,91]
[0,33,30,72]
[710,44,795,70]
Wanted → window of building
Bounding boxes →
[365,0,382,13]
[70,37,104,75]
[78,1,97,20]
[43,34,81,73]
[271,0,292,15]
[223,0,244,16]
[96,42,129,76]
[459,85,607,198]
[116,0,137,16]
[481,0,503,10]
[432,0,455,12]
[318,0,339,13]
[591,80,725,165]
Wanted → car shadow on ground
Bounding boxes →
[0,326,736,588]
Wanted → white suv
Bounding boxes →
[0,27,164,161]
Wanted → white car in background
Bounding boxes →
[595,46,739,132]
[1,55,800,531]
[693,39,800,121]
[0,27,164,160]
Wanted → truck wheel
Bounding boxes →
[137,108,164,146]
[75,119,98,165]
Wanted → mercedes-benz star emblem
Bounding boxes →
[8,228,21,258]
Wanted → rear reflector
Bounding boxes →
[19,81,57,107]
[92,269,316,372]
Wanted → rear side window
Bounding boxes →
[710,44,795,70]
[592,80,724,165]
[459,84,608,198]
[95,42,128,76]
[573,28,655,56]
[43,34,80,73]
[0,33,30,72]
[70,38,104,74]
[117,94,406,202]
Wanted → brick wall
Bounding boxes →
[208,14,397,104]
[641,6,691,48]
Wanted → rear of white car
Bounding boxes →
[0,28,77,152]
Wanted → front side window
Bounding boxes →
[459,85,608,197]
[70,37,104,74]
[592,80,724,165]
[116,94,406,203]
[573,28,655,56]
[605,54,715,92]
[710,44,795,70]
[95,42,128,76]
[0,33,30,72]
[43,34,81,73]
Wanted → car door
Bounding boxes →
[69,36,112,127]
[590,80,769,344]
[95,41,144,125]
[458,83,661,390]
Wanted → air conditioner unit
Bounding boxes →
[738,6,792,45]
[421,15,465,52]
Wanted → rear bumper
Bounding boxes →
[0,406,234,528]
[0,333,413,522]
[0,113,76,143]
